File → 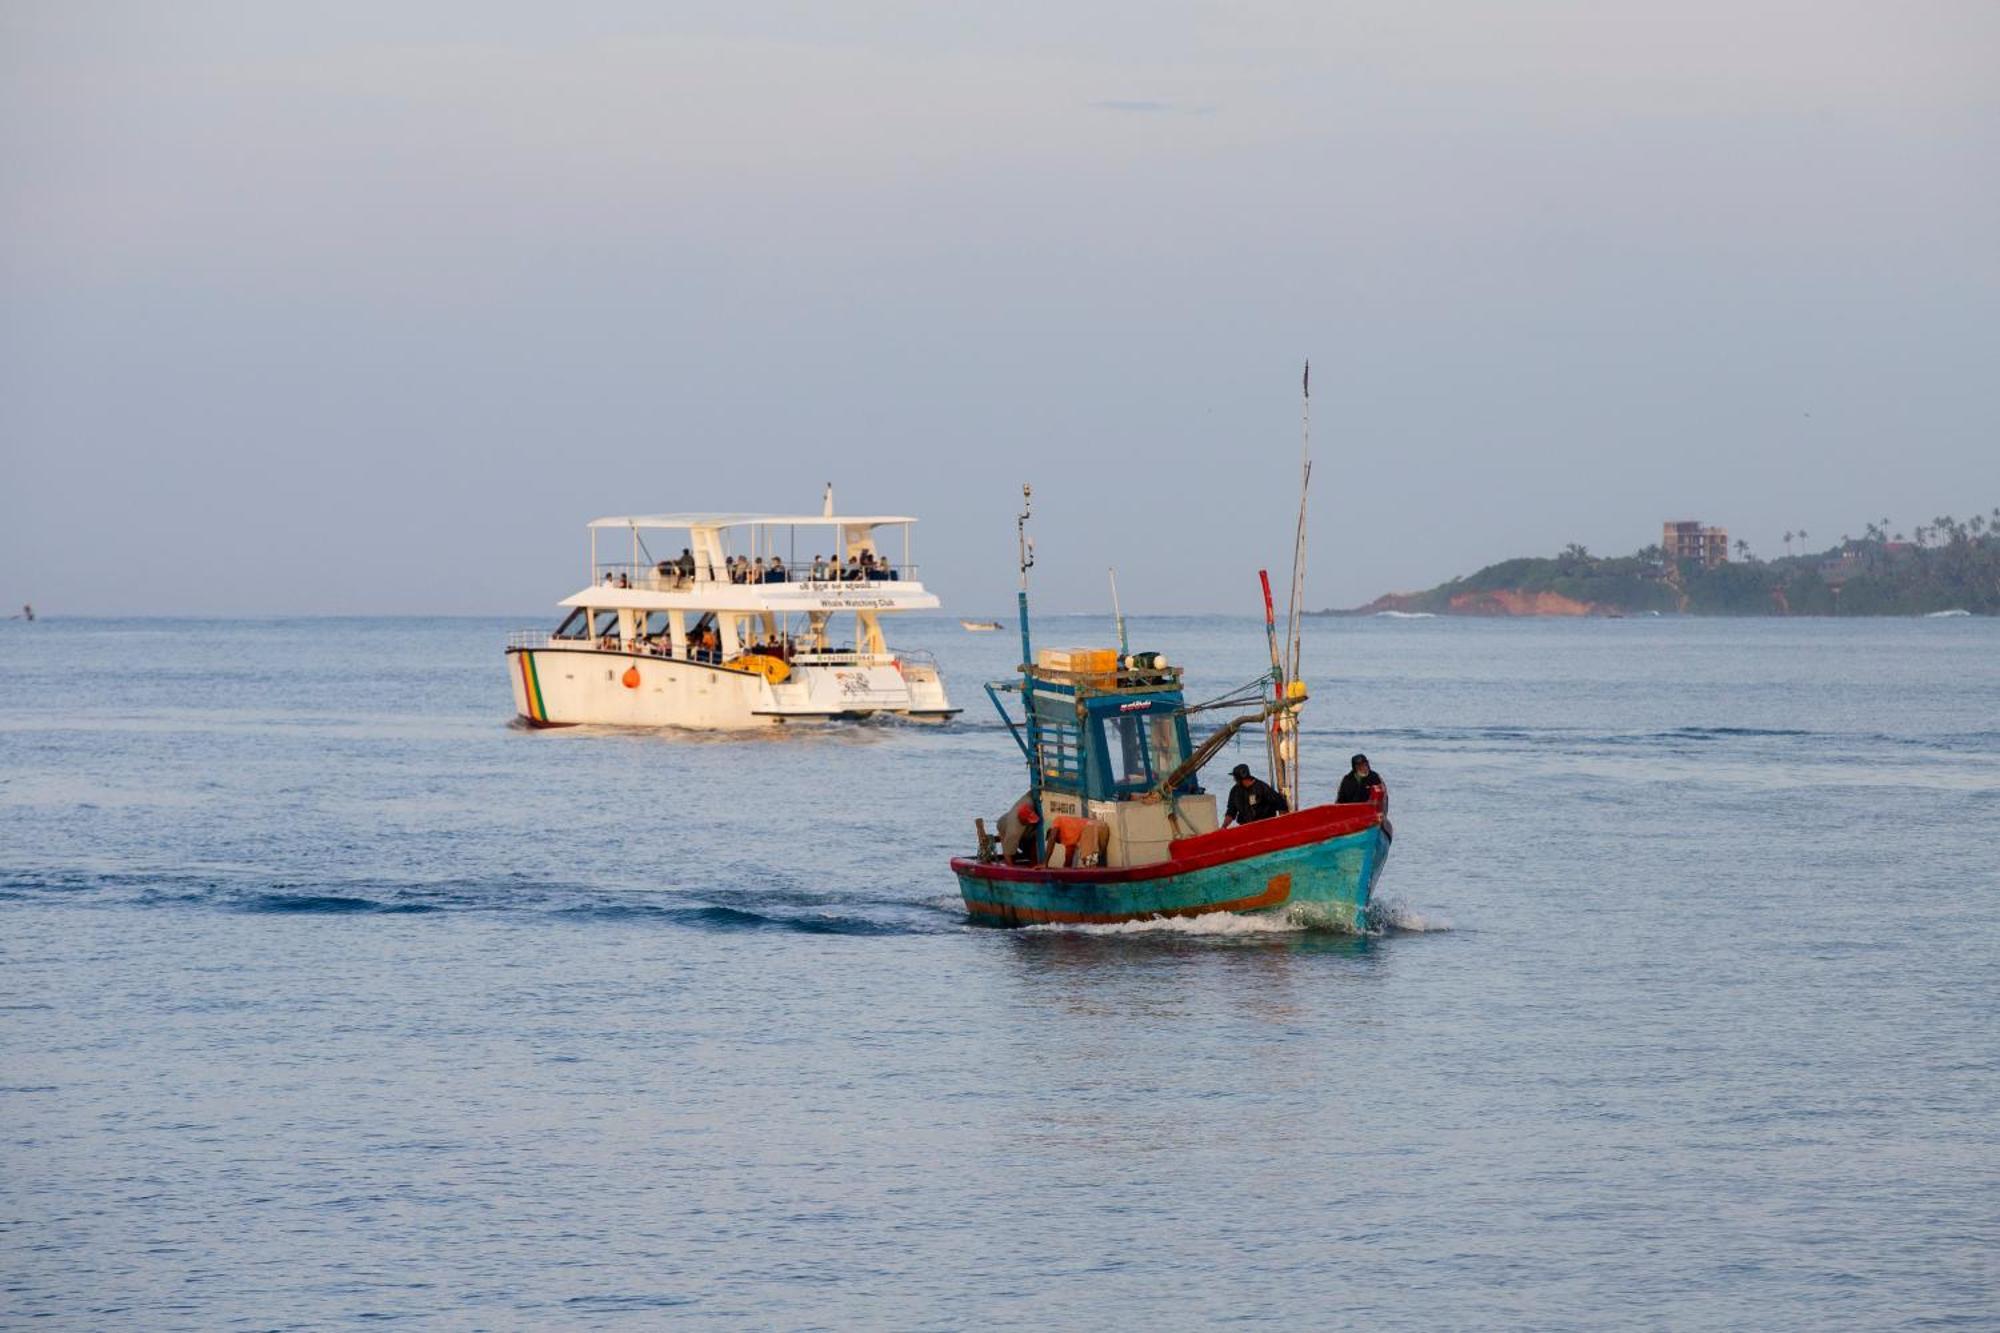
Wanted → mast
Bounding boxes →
[1280,359,1312,808]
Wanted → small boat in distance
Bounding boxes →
[1925,608,1971,618]
[960,619,1003,631]
[506,489,957,729]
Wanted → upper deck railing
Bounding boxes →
[590,561,921,592]
[505,631,935,674]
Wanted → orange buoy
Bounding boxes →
[622,665,641,689]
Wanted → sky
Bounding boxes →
[4,1,1997,616]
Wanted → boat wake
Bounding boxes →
[1013,900,1452,939]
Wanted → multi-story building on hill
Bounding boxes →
[1663,519,1729,567]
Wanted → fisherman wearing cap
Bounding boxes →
[1336,754,1383,804]
[1222,763,1288,828]
[996,796,1041,864]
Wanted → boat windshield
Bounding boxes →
[1102,712,1188,794]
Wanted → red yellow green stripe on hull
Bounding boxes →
[513,649,551,725]
[951,803,1390,931]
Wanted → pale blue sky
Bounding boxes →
[4,1,1996,615]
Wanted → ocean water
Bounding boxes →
[2,613,1996,1329]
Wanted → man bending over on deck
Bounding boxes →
[1336,754,1383,804]
[1222,764,1288,828]
[996,799,1040,864]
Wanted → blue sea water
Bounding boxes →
[2,613,1996,1329]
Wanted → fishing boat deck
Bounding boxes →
[954,800,1386,883]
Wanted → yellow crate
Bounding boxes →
[1037,647,1118,675]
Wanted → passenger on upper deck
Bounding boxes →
[1336,754,1383,804]
[766,556,787,583]
[1222,764,1289,827]
[676,549,695,578]
[811,555,828,579]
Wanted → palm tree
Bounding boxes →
[1798,528,1808,548]
[1734,538,1751,562]
[1783,529,1795,556]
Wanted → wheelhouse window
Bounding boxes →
[553,608,587,639]
[1101,711,1188,794]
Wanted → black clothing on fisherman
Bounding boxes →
[1223,764,1288,827]
[1336,753,1383,804]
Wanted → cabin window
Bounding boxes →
[1101,712,1188,794]
[553,608,586,639]
[593,611,620,639]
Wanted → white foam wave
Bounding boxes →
[1374,610,1437,619]
[1371,899,1454,932]
[1020,910,1313,938]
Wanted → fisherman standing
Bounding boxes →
[1336,754,1383,804]
[1222,763,1288,828]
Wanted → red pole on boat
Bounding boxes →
[1259,569,1285,792]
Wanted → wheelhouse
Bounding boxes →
[998,659,1203,803]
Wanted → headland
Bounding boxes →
[1331,510,1999,617]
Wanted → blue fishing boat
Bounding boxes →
[951,477,1392,930]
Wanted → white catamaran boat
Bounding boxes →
[506,493,957,729]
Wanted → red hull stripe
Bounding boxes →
[950,802,1380,888]
[962,873,1293,925]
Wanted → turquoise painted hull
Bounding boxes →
[951,803,1391,931]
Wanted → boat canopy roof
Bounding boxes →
[588,513,917,530]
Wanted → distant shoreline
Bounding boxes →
[1321,521,1998,618]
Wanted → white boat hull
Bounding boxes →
[507,648,956,729]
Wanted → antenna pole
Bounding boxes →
[1015,485,1043,831]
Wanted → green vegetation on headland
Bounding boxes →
[1334,510,2000,616]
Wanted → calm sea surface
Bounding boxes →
[2,614,1996,1329]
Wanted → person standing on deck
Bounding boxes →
[1222,764,1288,827]
[1336,754,1383,804]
